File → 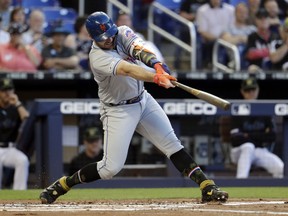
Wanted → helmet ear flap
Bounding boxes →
[86,12,118,42]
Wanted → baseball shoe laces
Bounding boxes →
[200,180,229,203]
[39,176,70,204]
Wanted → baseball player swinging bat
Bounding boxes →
[171,81,231,110]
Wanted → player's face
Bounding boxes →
[241,88,259,100]
[84,139,102,157]
[0,89,14,107]
[95,36,115,49]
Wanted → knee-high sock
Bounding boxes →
[170,149,208,185]
[66,162,101,188]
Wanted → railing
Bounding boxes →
[212,39,241,73]
[107,0,133,17]
[148,1,197,72]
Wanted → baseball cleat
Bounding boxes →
[200,180,228,203]
[39,176,70,204]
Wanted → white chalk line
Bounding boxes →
[0,201,287,215]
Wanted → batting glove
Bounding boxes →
[153,73,177,89]
[151,59,171,75]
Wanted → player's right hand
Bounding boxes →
[153,73,177,89]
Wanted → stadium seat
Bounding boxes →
[44,20,75,35]
[228,0,248,6]
[41,7,77,36]
[42,7,78,25]
[153,0,182,34]
[155,0,181,12]
[21,0,60,8]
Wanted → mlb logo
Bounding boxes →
[231,104,251,115]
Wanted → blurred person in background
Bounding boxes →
[269,17,288,71]
[229,77,284,178]
[0,78,30,189]
[65,16,92,71]
[196,0,235,69]
[247,0,261,25]
[221,3,256,69]
[22,9,47,53]
[69,127,103,175]
[221,3,256,46]
[174,0,208,69]
[244,9,280,72]
[179,0,208,23]
[0,23,42,72]
[263,0,282,33]
[0,0,12,30]
[9,7,27,27]
[261,0,288,20]
[0,15,10,44]
[41,23,79,71]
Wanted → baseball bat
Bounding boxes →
[171,81,231,110]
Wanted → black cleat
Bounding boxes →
[39,176,70,204]
[200,180,228,203]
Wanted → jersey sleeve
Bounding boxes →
[117,25,146,57]
[89,45,122,76]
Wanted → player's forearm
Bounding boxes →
[131,42,159,68]
[116,60,154,82]
[15,102,29,121]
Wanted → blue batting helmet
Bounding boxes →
[85,11,118,42]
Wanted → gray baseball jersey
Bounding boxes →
[89,25,183,180]
[90,26,149,104]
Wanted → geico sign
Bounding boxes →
[275,104,288,116]
[163,102,217,115]
[60,102,100,114]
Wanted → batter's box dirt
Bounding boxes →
[0,199,287,216]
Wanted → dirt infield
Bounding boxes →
[0,199,288,215]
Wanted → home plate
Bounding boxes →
[0,201,287,213]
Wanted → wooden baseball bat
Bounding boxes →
[171,81,231,110]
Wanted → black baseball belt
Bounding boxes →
[108,91,144,107]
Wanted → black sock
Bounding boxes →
[66,162,101,188]
[170,149,208,185]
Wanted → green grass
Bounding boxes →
[0,187,287,201]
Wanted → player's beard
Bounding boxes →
[97,36,116,50]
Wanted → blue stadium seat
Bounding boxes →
[42,7,78,24]
[228,0,248,6]
[155,0,181,12]
[21,0,59,8]
[44,20,75,35]
[153,0,182,34]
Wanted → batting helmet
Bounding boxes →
[85,12,118,42]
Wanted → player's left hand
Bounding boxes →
[154,62,171,75]
[153,73,176,89]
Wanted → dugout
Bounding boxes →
[22,98,288,189]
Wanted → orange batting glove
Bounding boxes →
[153,62,171,75]
[153,73,177,89]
